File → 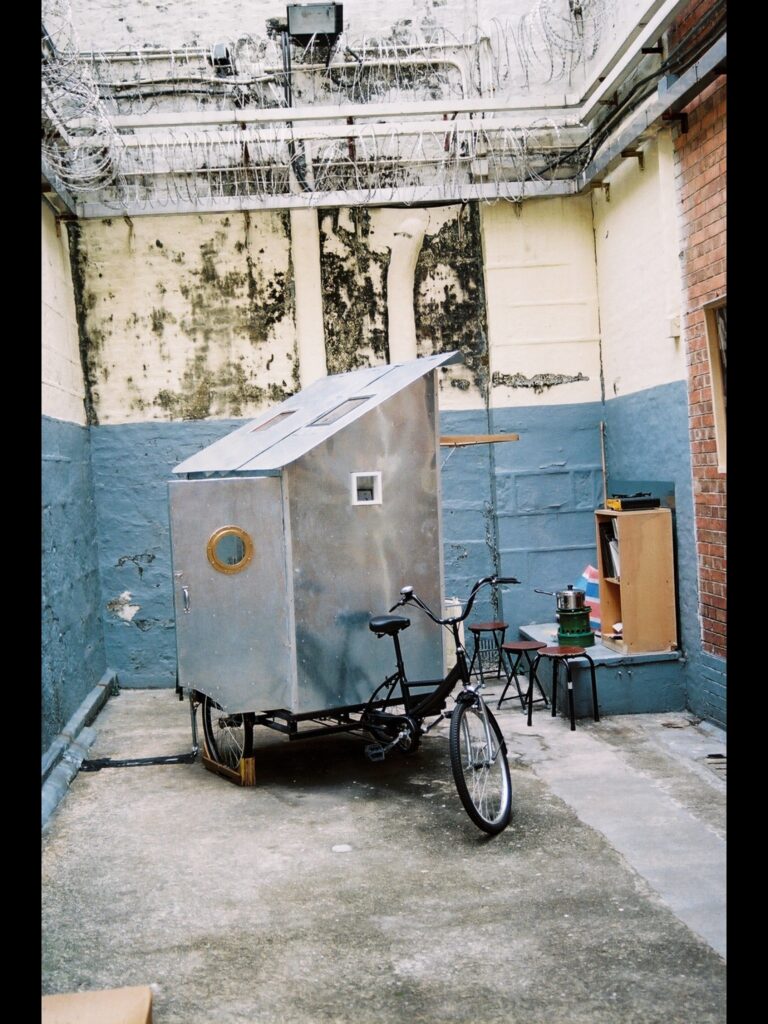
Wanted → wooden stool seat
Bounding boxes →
[529,646,600,731]
[538,645,589,656]
[469,620,508,633]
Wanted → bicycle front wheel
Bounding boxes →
[449,699,512,835]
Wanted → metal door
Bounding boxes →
[169,476,293,713]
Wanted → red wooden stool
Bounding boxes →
[498,639,548,711]
[528,646,600,731]
[467,621,508,686]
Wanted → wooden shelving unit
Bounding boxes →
[595,508,678,654]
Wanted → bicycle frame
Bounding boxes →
[361,575,518,746]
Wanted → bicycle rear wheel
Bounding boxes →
[202,696,247,770]
[449,698,512,835]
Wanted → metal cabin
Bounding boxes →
[168,352,461,718]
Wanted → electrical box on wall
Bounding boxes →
[286,3,343,44]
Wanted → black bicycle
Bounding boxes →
[360,575,519,835]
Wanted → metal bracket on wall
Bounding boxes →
[621,147,645,171]
[661,110,688,134]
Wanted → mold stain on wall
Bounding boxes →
[415,204,488,398]
[67,212,298,423]
[492,370,590,394]
[66,222,100,425]
[319,207,389,374]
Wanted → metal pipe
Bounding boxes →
[112,121,587,147]
[577,0,692,122]
[76,178,575,218]
[69,97,584,132]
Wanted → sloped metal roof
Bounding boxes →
[173,351,462,475]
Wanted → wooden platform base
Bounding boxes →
[201,751,256,786]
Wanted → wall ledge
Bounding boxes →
[42,669,119,829]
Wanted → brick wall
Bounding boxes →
[673,74,726,659]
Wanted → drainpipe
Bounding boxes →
[386,212,428,363]
[291,208,327,386]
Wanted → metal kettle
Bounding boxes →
[534,584,587,612]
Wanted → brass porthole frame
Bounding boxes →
[206,525,254,575]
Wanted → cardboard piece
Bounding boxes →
[42,985,153,1024]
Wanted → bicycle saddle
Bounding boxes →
[369,615,411,636]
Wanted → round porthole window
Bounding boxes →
[206,526,254,575]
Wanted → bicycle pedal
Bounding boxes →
[364,744,387,762]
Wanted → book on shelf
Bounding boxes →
[599,520,620,578]
[608,539,620,578]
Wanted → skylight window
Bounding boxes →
[250,411,296,432]
[310,397,370,426]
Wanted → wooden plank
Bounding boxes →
[440,434,519,447]
[239,756,257,787]
[201,752,241,783]
[201,752,256,786]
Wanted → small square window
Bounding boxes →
[351,471,382,506]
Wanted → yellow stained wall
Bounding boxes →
[42,203,86,425]
[592,131,686,398]
[72,211,297,424]
[481,196,602,407]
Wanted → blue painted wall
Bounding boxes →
[602,380,725,728]
[491,401,604,632]
[42,416,107,750]
[86,400,604,688]
[79,384,724,731]
[440,407,497,623]
[89,420,244,687]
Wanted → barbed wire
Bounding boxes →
[41,0,127,193]
[42,0,606,210]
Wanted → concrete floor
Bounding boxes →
[41,687,726,1024]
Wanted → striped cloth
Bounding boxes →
[574,565,600,631]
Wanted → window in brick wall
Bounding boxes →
[703,298,726,472]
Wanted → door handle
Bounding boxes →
[182,585,190,613]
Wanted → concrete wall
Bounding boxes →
[89,420,242,687]
[65,212,297,425]
[477,196,604,625]
[43,159,725,729]
[591,134,687,399]
[590,129,725,729]
[42,202,87,425]
[674,78,727,657]
[673,75,727,724]
[72,193,606,683]
[42,202,107,751]
[66,0,642,102]
[41,2,726,728]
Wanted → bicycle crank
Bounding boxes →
[364,725,411,762]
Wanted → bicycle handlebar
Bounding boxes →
[389,575,520,623]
